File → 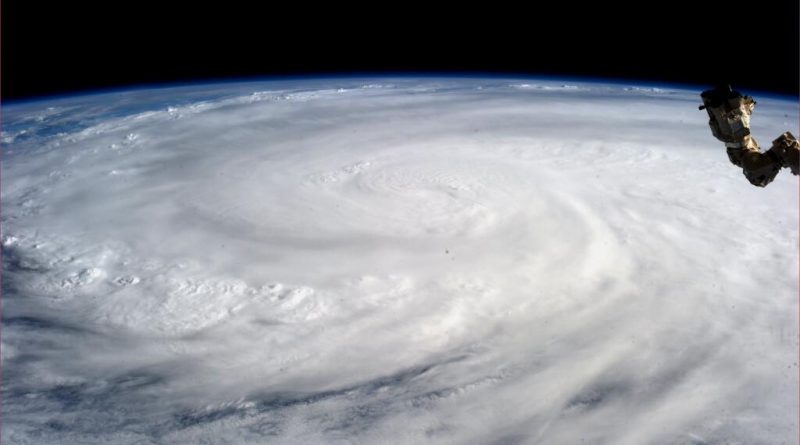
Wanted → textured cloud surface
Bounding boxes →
[2,79,798,444]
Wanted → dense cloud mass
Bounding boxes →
[1,79,798,444]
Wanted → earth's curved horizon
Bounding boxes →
[2,77,798,444]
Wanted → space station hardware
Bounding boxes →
[699,85,799,187]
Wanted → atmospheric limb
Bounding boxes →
[699,85,799,187]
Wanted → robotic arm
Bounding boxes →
[699,85,799,187]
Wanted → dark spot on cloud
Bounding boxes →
[2,244,49,273]
[45,419,69,431]
[46,383,88,409]
[175,405,243,429]
[4,315,90,334]
[565,381,631,412]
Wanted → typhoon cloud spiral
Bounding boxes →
[1,78,798,444]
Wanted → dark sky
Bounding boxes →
[2,2,798,101]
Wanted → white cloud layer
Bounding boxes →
[2,79,798,444]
